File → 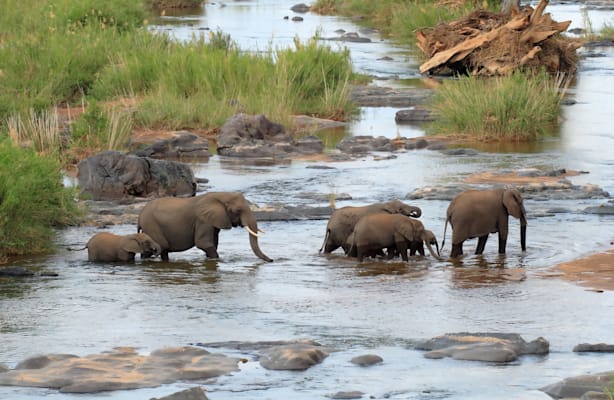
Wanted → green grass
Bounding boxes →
[312,0,499,47]
[0,138,82,257]
[0,1,356,158]
[425,70,565,140]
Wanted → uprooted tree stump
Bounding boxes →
[416,0,581,76]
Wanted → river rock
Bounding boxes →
[415,332,549,362]
[540,370,614,399]
[350,86,434,107]
[395,106,434,123]
[350,354,383,366]
[583,200,614,214]
[0,266,35,277]
[151,386,208,400]
[331,390,365,399]
[77,150,196,201]
[573,343,614,352]
[290,3,310,13]
[259,342,331,370]
[131,131,211,159]
[216,113,323,158]
[0,346,240,393]
[336,135,397,154]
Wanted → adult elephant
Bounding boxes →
[84,232,161,262]
[348,214,441,262]
[138,192,273,262]
[320,200,422,254]
[442,188,527,258]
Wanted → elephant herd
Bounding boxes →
[82,188,527,263]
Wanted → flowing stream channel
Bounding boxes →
[1,1,614,399]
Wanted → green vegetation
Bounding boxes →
[425,71,565,141]
[312,0,499,46]
[0,0,356,161]
[0,139,81,258]
[601,21,614,39]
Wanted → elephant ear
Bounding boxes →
[503,189,524,219]
[395,217,419,242]
[121,237,143,254]
[381,200,401,213]
[201,201,232,229]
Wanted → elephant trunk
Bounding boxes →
[426,241,444,261]
[242,213,273,262]
[520,224,527,252]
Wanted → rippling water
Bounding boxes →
[2,1,614,399]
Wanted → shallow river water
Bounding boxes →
[2,1,614,399]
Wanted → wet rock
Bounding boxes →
[350,86,434,107]
[573,343,614,353]
[540,371,614,399]
[253,205,333,221]
[395,106,434,123]
[77,151,196,201]
[406,184,470,201]
[332,390,364,399]
[323,32,372,43]
[583,200,614,214]
[439,148,479,156]
[350,354,383,366]
[292,16,303,22]
[405,138,429,150]
[131,132,211,160]
[151,386,208,400]
[290,3,310,13]
[336,135,397,154]
[216,113,323,158]
[259,342,331,370]
[0,346,240,393]
[415,332,549,363]
[0,266,35,277]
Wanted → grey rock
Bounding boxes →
[350,354,383,366]
[0,267,35,277]
[336,135,397,154]
[349,86,434,107]
[395,107,434,123]
[131,132,211,160]
[540,371,614,399]
[405,138,429,150]
[573,343,614,352]
[332,390,364,399]
[77,151,196,200]
[416,332,549,363]
[290,3,310,13]
[440,148,479,156]
[151,386,208,400]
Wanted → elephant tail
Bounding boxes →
[441,217,450,252]
[66,245,87,251]
[319,229,330,253]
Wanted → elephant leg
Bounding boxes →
[396,242,409,261]
[475,235,489,255]
[451,242,463,258]
[498,233,507,254]
[357,248,365,262]
[386,247,396,259]
[161,250,170,261]
[195,225,219,259]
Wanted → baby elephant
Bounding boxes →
[349,214,442,262]
[86,232,161,262]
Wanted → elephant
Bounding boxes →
[347,213,442,262]
[442,188,527,258]
[137,191,273,262]
[85,232,162,262]
[320,200,422,255]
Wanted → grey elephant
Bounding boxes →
[138,191,273,262]
[84,232,161,262]
[348,213,441,262]
[320,200,422,255]
[442,188,527,258]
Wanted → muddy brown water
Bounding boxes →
[2,1,614,399]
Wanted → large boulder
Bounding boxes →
[216,114,322,158]
[540,371,614,399]
[415,332,549,362]
[77,151,196,201]
[0,346,240,393]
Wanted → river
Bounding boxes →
[1,1,614,399]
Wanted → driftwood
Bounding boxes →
[417,0,580,76]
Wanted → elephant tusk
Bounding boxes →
[245,226,260,237]
[258,228,266,233]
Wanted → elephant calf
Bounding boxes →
[85,232,161,262]
[349,213,441,262]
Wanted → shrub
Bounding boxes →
[0,138,81,257]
